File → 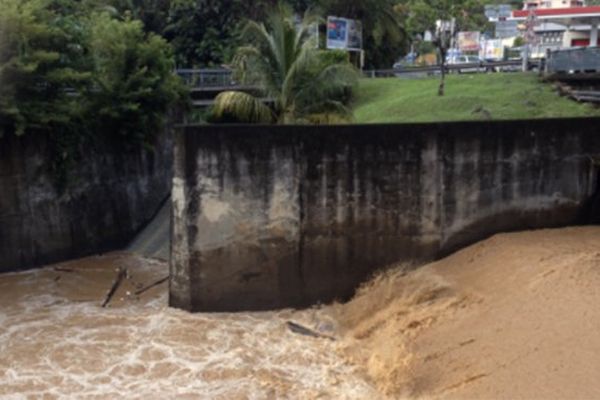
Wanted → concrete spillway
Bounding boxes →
[170,119,600,312]
[127,197,171,261]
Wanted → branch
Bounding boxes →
[101,267,127,308]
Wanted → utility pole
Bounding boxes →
[523,9,537,72]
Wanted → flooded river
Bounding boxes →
[3,226,600,399]
[0,253,380,399]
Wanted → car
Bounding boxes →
[446,55,485,73]
[392,52,417,69]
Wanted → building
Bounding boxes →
[511,0,600,56]
[523,0,586,10]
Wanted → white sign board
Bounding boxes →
[496,20,519,38]
[482,39,505,60]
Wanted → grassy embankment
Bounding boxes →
[353,73,600,123]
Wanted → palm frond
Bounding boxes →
[227,4,358,125]
[210,91,273,124]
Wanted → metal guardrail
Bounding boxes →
[363,60,539,78]
[177,61,535,90]
[547,47,600,74]
[176,69,236,89]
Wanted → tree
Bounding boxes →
[0,0,91,136]
[0,0,184,142]
[405,0,485,96]
[163,0,284,67]
[210,4,358,124]
[85,12,184,142]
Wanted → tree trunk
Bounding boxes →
[438,46,447,97]
[438,59,446,96]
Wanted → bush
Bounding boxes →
[0,0,86,136]
[85,13,184,143]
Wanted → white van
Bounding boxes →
[446,55,485,73]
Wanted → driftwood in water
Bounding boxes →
[286,321,335,341]
[134,276,169,296]
[53,267,75,273]
[101,267,127,308]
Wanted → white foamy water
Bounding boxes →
[0,253,381,399]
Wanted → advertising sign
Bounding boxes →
[485,5,499,20]
[482,39,505,60]
[496,20,519,39]
[457,31,481,52]
[327,16,363,51]
[485,4,512,21]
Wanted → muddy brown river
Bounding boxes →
[0,252,379,399]
[3,226,600,399]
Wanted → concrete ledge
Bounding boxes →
[170,118,600,312]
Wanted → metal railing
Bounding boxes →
[547,47,600,74]
[176,69,236,89]
[363,60,540,78]
[177,61,537,90]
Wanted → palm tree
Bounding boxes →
[210,4,359,124]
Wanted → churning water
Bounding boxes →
[0,253,380,399]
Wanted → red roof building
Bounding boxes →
[511,3,600,49]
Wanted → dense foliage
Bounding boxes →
[0,0,184,139]
[156,0,527,70]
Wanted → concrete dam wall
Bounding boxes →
[0,131,173,272]
[171,118,600,312]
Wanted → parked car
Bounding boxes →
[446,55,485,73]
[392,52,417,70]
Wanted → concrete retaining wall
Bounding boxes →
[171,119,600,312]
[0,131,173,272]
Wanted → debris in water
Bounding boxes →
[286,321,335,341]
[101,267,127,308]
[53,267,75,273]
[134,275,169,296]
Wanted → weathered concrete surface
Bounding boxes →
[171,119,600,312]
[0,131,173,272]
[127,197,171,261]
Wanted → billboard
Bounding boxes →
[327,17,363,51]
[457,31,481,52]
[482,39,505,60]
[496,20,519,39]
[485,4,512,21]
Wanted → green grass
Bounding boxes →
[353,73,600,124]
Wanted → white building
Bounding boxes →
[523,0,585,10]
[511,0,600,56]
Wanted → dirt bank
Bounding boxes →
[333,226,600,399]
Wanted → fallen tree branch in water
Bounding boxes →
[101,267,127,308]
[286,321,335,341]
[53,267,75,273]
[134,276,169,296]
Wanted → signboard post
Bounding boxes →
[523,9,539,71]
